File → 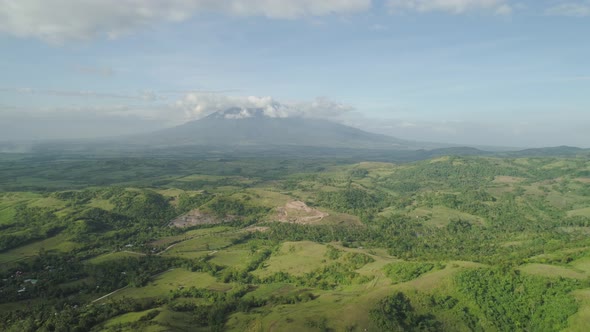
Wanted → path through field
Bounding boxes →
[91,269,174,303]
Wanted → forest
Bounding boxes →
[1,152,590,331]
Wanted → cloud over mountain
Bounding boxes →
[175,93,354,121]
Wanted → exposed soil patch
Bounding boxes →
[575,177,590,184]
[169,209,235,228]
[275,201,328,224]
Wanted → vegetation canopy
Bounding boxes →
[1,152,590,331]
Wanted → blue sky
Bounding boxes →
[0,0,589,147]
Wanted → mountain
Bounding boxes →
[14,108,588,158]
[504,146,590,157]
[132,108,428,149]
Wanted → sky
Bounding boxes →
[0,0,589,147]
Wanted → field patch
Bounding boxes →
[102,308,158,328]
[0,206,16,224]
[570,257,590,274]
[568,207,590,218]
[564,289,590,332]
[109,269,219,300]
[209,249,251,269]
[160,230,241,259]
[519,263,587,279]
[0,234,78,264]
[253,241,328,278]
[87,198,115,210]
[152,307,199,331]
[244,188,292,207]
[150,226,233,247]
[28,197,67,209]
[86,251,146,264]
[242,283,297,300]
[407,206,485,227]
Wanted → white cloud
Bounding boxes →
[387,0,512,14]
[0,0,371,43]
[545,1,590,17]
[175,93,354,121]
[176,93,279,119]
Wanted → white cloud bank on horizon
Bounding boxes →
[2,1,586,43]
[7,1,587,44]
[0,0,371,43]
[387,0,513,15]
[545,1,590,17]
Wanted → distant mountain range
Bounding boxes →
[130,108,440,150]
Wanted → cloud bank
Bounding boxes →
[0,0,371,43]
[9,1,587,44]
[546,1,590,17]
[3,1,587,43]
[387,0,512,15]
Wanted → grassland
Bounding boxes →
[107,269,223,301]
[252,241,328,278]
[0,234,79,264]
[1,154,590,331]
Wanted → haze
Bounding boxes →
[0,0,589,148]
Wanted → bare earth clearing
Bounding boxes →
[169,209,235,228]
[275,200,328,224]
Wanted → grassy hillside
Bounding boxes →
[1,153,590,331]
